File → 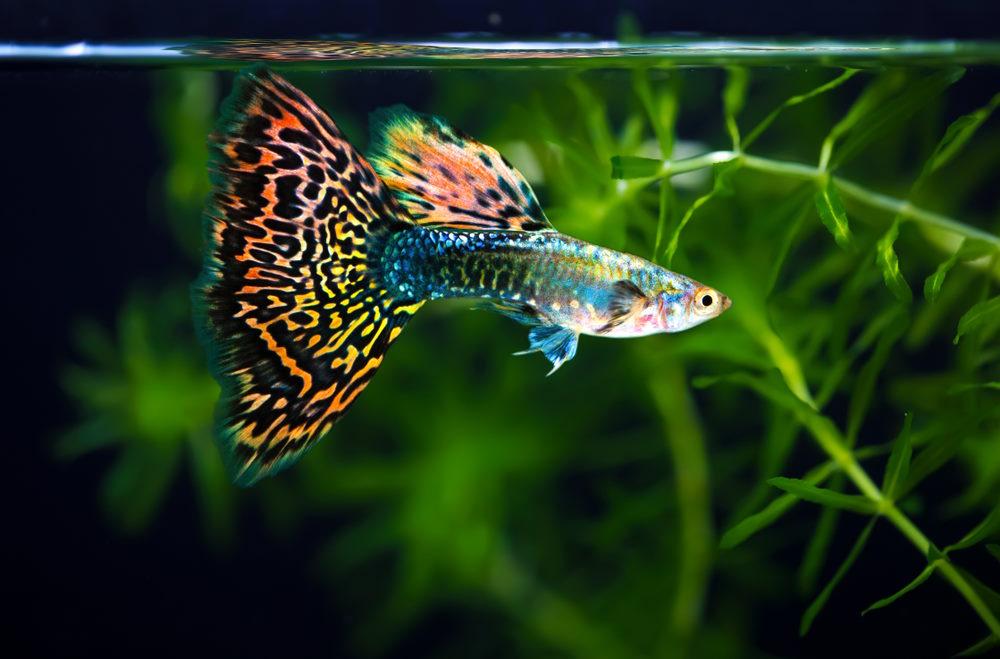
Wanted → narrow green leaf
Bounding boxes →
[695,372,854,467]
[53,416,122,458]
[814,181,854,250]
[768,477,878,514]
[818,304,904,407]
[924,91,1000,176]
[899,432,965,499]
[955,634,1000,658]
[567,76,615,160]
[800,518,877,636]
[765,185,815,297]
[988,545,1000,564]
[948,382,1000,394]
[861,563,935,615]
[653,177,675,262]
[875,218,913,302]
[663,160,740,263]
[723,66,749,119]
[634,70,680,262]
[720,462,837,549]
[925,256,961,303]
[953,565,1000,626]
[846,309,909,445]
[882,413,913,499]
[924,238,996,301]
[799,504,841,595]
[610,155,662,179]
[830,68,965,170]
[723,67,749,149]
[694,372,808,417]
[743,69,858,150]
[954,295,1000,344]
[101,443,182,534]
[663,184,719,268]
[820,72,900,170]
[945,504,1000,554]
[633,68,678,157]
[758,411,804,492]
[720,493,799,549]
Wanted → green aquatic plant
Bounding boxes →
[151,70,217,259]
[56,61,1000,657]
[613,65,1000,651]
[57,72,236,547]
[57,286,231,546]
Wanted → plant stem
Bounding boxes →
[648,148,1000,639]
[648,151,1000,248]
[794,404,1000,639]
[650,369,713,655]
[657,150,738,176]
[935,561,1000,640]
[833,179,1000,246]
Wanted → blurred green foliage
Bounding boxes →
[58,285,230,546]
[58,55,1000,657]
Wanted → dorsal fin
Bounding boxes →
[367,106,554,233]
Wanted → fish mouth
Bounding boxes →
[721,295,732,312]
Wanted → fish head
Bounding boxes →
[657,280,731,332]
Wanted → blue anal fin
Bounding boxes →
[514,325,579,375]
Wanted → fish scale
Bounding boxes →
[379,227,700,339]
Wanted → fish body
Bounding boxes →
[380,227,726,340]
[195,66,730,485]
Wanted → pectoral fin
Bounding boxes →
[514,325,579,375]
[598,280,651,333]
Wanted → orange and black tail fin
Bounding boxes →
[194,67,422,485]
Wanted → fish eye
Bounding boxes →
[691,287,720,316]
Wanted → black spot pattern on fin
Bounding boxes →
[195,66,421,486]
[367,105,555,233]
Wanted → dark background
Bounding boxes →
[3,0,1000,40]
[3,2,999,658]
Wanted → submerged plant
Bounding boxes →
[57,72,235,547]
[57,286,231,546]
[612,65,1000,653]
[55,60,1000,657]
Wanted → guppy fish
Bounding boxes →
[195,67,731,485]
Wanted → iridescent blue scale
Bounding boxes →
[380,227,690,315]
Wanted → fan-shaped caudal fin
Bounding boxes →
[194,66,421,485]
[367,105,554,232]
